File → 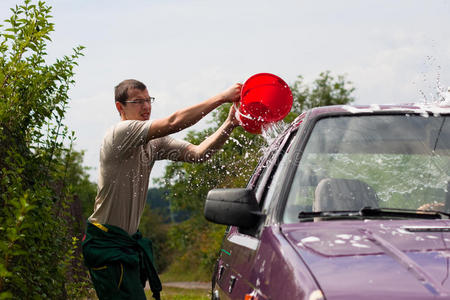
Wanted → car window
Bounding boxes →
[250,130,295,202]
[259,119,305,216]
[261,131,298,213]
[250,114,307,197]
[250,146,278,202]
[283,115,450,223]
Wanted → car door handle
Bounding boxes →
[229,275,237,293]
[218,265,225,281]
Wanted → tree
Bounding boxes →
[0,1,86,298]
[154,71,355,275]
[285,70,355,123]
[139,207,171,273]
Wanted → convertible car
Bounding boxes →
[204,103,450,300]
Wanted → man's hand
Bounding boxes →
[227,103,240,127]
[220,83,242,103]
[417,202,445,211]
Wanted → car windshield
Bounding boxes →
[283,114,450,223]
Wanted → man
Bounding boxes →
[82,79,242,300]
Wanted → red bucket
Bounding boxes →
[236,73,293,134]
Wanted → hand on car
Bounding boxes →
[417,202,444,211]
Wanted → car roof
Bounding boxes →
[309,102,450,117]
[287,102,450,132]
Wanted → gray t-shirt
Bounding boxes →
[88,120,189,234]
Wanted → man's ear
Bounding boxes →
[115,101,123,116]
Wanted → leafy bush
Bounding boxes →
[0,1,89,298]
[161,217,226,282]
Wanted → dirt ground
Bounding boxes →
[146,281,210,290]
[163,282,210,290]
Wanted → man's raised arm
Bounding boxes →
[180,104,240,163]
[147,83,241,141]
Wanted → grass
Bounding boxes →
[146,287,210,300]
[159,260,212,283]
[150,258,212,300]
[149,264,212,300]
[83,263,212,300]
[86,286,210,300]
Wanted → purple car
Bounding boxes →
[204,104,450,300]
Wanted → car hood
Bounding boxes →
[281,219,450,299]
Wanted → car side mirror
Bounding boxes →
[204,188,261,229]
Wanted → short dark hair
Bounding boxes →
[114,79,147,103]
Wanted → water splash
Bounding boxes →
[415,56,450,105]
[241,121,290,169]
[260,121,289,146]
[442,87,450,105]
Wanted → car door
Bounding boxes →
[213,157,274,299]
[213,117,304,300]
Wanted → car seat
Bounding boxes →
[314,178,379,212]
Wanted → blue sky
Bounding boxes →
[1,0,450,184]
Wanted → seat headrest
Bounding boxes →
[314,178,379,212]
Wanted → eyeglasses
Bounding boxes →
[123,97,155,105]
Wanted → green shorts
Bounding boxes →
[89,261,146,300]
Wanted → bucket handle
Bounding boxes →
[233,101,255,121]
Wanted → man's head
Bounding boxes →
[114,79,153,121]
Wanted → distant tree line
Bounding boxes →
[146,187,190,223]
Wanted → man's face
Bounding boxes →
[117,88,152,121]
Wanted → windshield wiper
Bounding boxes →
[359,207,450,219]
[298,210,362,219]
[298,207,449,220]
